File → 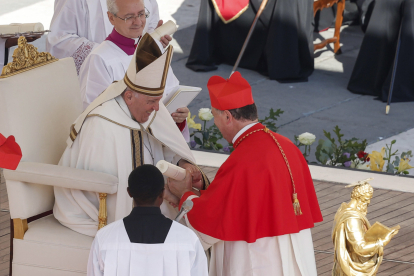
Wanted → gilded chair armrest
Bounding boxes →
[4,162,118,194]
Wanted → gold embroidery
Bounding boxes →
[131,129,144,169]
[70,124,78,142]
[86,114,139,130]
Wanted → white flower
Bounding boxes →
[357,162,371,170]
[298,132,316,145]
[198,108,214,121]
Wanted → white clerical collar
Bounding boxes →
[232,122,259,144]
[114,28,140,43]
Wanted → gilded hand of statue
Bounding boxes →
[381,229,399,246]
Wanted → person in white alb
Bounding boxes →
[46,0,167,73]
[78,0,190,139]
[87,164,208,276]
[53,30,209,237]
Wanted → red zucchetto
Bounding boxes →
[0,133,22,170]
[207,72,254,110]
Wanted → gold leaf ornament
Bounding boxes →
[1,36,57,78]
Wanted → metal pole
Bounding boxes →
[386,25,402,115]
[230,0,269,77]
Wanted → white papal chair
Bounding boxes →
[0,37,118,276]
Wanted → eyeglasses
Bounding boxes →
[113,8,150,24]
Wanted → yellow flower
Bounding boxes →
[398,158,414,173]
[368,148,386,172]
[187,112,201,130]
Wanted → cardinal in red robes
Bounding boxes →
[168,72,322,276]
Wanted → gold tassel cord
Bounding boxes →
[235,127,302,216]
[292,193,303,216]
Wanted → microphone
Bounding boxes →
[174,200,193,222]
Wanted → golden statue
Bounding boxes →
[1,36,56,77]
[332,178,400,276]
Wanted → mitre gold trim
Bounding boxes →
[0,36,57,78]
[123,45,173,96]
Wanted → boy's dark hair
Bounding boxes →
[228,103,258,121]
[128,164,165,205]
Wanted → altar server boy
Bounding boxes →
[87,165,208,276]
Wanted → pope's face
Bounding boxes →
[108,0,146,39]
[126,91,162,123]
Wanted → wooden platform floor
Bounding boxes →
[1,167,414,275]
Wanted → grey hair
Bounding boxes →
[106,0,119,14]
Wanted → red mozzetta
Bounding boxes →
[179,123,323,243]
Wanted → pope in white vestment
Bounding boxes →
[47,0,160,73]
[54,31,208,237]
[88,165,208,276]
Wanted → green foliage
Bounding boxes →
[190,108,284,152]
[315,126,367,166]
[259,108,284,132]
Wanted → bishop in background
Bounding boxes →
[169,72,323,275]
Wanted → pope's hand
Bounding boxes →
[168,170,193,199]
[172,107,189,123]
[163,184,180,207]
[156,20,172,48]
[179,160,203,190]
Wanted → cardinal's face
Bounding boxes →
[212,108,232,143]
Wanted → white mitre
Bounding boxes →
[67,23,177,147]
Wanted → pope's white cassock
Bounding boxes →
[88,208,208,276]
[53,32,208,237]
[47,0,159,73]
[78,27,190,140]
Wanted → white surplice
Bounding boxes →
[47,0,159,72]
[79,40,135,110]
[54,96,194,237]
[88,220,208,276]
[184,196,318,276]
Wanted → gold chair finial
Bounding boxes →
[1,36,57,78]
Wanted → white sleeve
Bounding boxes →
[46,0,98,73]
[191,238,209,276]
[79,52,113,110]
[185,195,221,250]
[145,0,160,34]
[162,145,182,166]
[87,237,104,276]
